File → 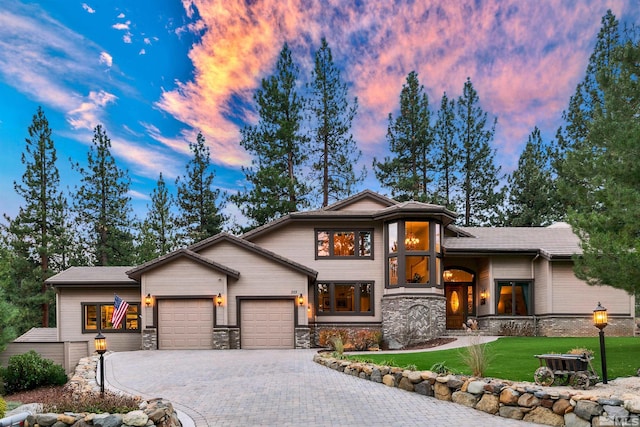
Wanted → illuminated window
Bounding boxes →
[82,303,140,332]
[315,229,373,259]
[386,220,442,287]
[496,281,531,316]
[316,282,373,315]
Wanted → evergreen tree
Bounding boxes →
[373,71,433,202]
[232,43,309,227]
[2,107,66,328]
[175,132,226,244]
[504,127,559,226]
[136,173,177,262]
[565,38,640,296]
[554,10,621,213]
[72,124,135,266]
[308,38,364,206]
[455,78,503,226]
[0,245,19,349]
[432,92,460,210]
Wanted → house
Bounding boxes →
[45,190,635,351]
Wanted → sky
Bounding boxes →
[0,0,638,225]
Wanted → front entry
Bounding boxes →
[444,268,476,329]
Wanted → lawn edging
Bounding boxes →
[313,353,640,426]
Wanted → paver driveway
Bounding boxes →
[105,349,541,427]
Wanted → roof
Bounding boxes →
[444,223,582,259]
[323,189,396,211]
[13,327,58,343]
[46,266,138,286]
[189,233,318,279]
[126,249,241,281]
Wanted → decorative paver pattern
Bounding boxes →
[105,349,541,427]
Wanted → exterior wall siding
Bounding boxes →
[491,256,533,279]
[0,341,90,374]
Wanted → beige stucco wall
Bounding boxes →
[55,287,141,352]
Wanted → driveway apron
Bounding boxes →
[105,349,541,427]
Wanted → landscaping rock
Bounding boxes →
[434,382,452,401]
[57,415,78,425]
[598,398,623,406]
[92,414,123,427]
[574,400,602,419]
[552,399,572,415]
[541,398,554,409]
[398,377,415,392]
[414,381,433,397]
[499,387,520,405]
[498,406,526,420]
[452,391,479,408]
[122,411,148,427]
[523,407,564,426]
[466,380,485,395]
[446,377,464,389]
[370,368,382,383]
[625,399,640,414]
[518,393,540,408]
[407,371,422,383]
[420,371,437,383]
[382,374,395,387]
[475,394,499,414]
[35,414,58,427]
[563,412,591,427]
[603,405,629,419]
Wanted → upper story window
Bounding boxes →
[82,302,140,333]
[316,229,373,259]
[496,281,532,316]
[386,220,443,288]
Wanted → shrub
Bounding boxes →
[351,330,382,351]
[430,361,453,375]
[331,336,345,358]
[568,347,594,358]
[43,390,140,414]
[0,396,6,418]
[318,328,349,349]
[2,351,68,393]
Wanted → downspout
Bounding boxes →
[531,252,540,336]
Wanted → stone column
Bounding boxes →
[142,327,157,350]
[381,295,446,349]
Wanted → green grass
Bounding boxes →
[348,337,640,382]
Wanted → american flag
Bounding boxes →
[111,294,129,329]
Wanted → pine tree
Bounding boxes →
[565,38,640,295]
[72,124,135,266]
[136,173,177,262]
[455,78,503,226]
[232,43,309,227]
[175,132,226,244]
[308,38,364,207]
[0,244,19,349]
[2,107,66,328]
[432,92,460,210]
[504,127,559,226]
[373,71,433,202]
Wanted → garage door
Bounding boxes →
[241,300,294,349]
[158,299,213,349]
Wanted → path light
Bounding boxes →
[593,302,608,384]
[94,332,107,396]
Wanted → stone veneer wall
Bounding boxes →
[314,354,640,426]
[381,295,446,349]
[295,327,311,349]
[142,328,157,350]
[536,316,635,337]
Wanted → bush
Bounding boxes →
[351,330,382,351]
[2,351,68,393]
[43,390,140,414]
[318,328,349,349]
[0,396,6,418]
[458,334,494,377]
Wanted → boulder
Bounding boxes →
[414,381,433,397]
[92,414,123,427]
[452,391,479,408]
[407,371,422,383]
[523,407,564,426]
[574,400,602,420]
[499,387,520,405]
[552,398,572,415]
[371,368,382,383]
[382,374,395,387]
[466,380,485,395]
[563,412,591,427]
[35,414,58,427]
[398,377,415,392]
[446,377,464,390]
[603,405,629,419]
[498,406,526,420]
[434,382,452,401]
[475,394,499,414]
[518,393,541,408]
[625,398,640,414]
[123,411,148,427]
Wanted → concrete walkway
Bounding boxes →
[104,343,541,427]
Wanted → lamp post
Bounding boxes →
[94,332,107,396]
[593,302,608,384]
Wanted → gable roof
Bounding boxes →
[46,266,138,287]
[444,223,581,259]
[323,189,397,211]
[126,248,241,281]
[14,327,58,343]
[189,232,318,278]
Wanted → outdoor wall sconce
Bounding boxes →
[216,293,223,306]
[480,289,488,305]
[94,332,107,397]
[298,293,304,306]
[145,293,152,307]
[593,302,608,384]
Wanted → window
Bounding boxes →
[82,302,140,332]
[316,282,373,315]
[496,281,532,316]
[315,229,373,259]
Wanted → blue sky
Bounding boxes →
[0,0,638,225]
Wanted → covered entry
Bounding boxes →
[158,299,214,349]
[444,268,475,329]
[241,300,295,349]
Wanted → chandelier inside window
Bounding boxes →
[405,233,420,250]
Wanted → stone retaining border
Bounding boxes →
[313,353,640,427]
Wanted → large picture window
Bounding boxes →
[316,282,373,315]
[82,302,140,332]
[316,229,373,259]
[496,281,532,316]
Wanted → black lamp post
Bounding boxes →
[94,332,107,396]
[593,302,608,384]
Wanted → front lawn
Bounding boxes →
[349,336,640,382]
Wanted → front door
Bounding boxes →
[445,285,465,329]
